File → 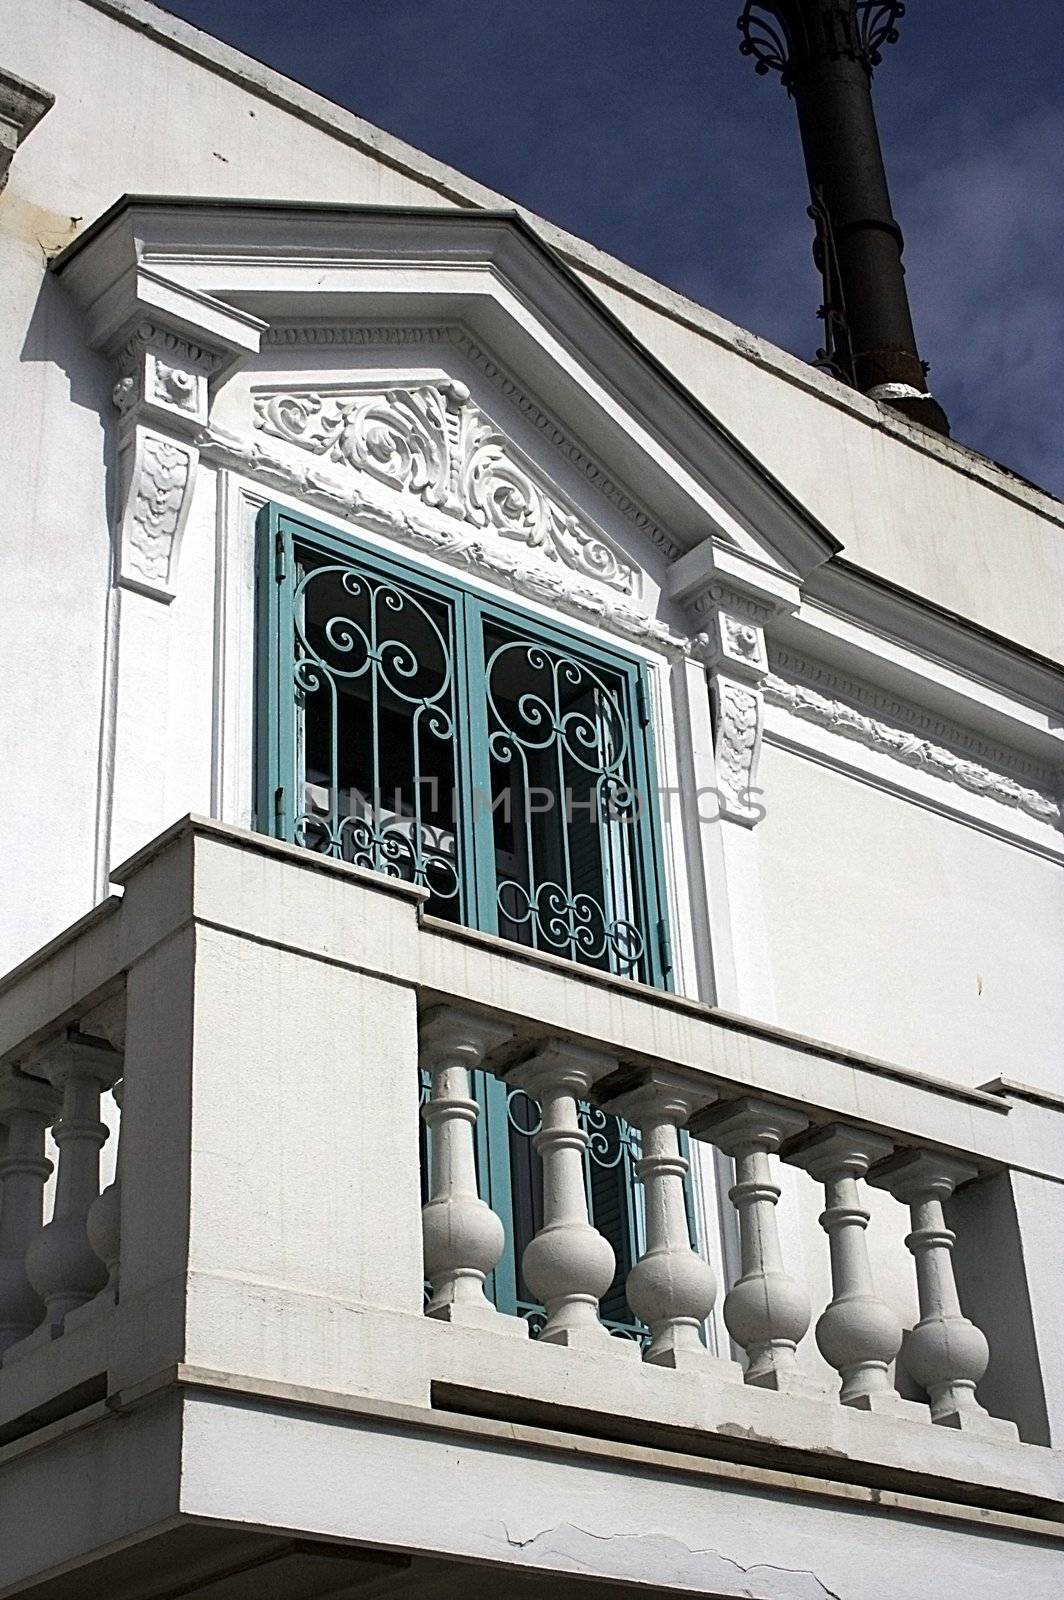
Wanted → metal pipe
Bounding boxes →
[738,0,949,434]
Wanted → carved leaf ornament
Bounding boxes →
[128,437,193,585]
[253,382,634,595]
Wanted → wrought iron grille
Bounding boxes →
[290,550,464,919]
[483,624,648,982]
[503,1083,644,1335]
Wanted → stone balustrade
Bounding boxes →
[0,816,1058,1509]
[417,1013,1024,1443]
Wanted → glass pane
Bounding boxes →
[482,621,649,980]
[291,545,462,920]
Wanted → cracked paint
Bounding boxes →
[489,1521,844,1600]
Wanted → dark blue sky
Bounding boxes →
[160,1,1063,499]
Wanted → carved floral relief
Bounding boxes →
[253,382,635,595]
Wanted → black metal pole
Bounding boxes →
[739,1,949,435]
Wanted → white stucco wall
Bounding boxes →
[756,741,1064,1091]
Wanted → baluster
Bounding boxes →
[506,1040,636,1356]
[603,1071,742,1379]
[420,1006,526,1335]
[0,1067,61,1354]
[22,1030,122,1337]
[868,1150,1018,1439]
[697,1097,819,1393]
[787,1125,927,1416]
[85,1079,124,1304]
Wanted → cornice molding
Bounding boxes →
[261,323,680,563]
[201,422,689,657]
[764,646,1063,828]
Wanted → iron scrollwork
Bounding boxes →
[738,1,905,85]
[504,1087,643,1170]
[485,638,647,980]
[292,556,462,911]
[505,1083,647,1345]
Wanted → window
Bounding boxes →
[258,505,681,1333]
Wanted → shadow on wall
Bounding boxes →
[20,258,114,408]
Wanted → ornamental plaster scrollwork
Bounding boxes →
[252,381,635,596]
[152,361,199,412]
[122,435,195,590]
[261,324,678,562]
[199,422,685,657]
[685,582,777,825]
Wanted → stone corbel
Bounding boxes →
[109,323,217,600]
[690,585,775,825]
[0,69,54,192]
[667,540,801,826]
[52,242,265,601]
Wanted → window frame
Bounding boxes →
[257,503,673,989]
[256,502,685,1334]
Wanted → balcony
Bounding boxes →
[0,817,1061,1599]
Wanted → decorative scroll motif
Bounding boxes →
[200,424,687,658]
[722,614,768,671]
[152,362,198,411]
[261,324,678,561]
[122,434,195,591]
[738,1,905,87]
[484,637,647,978]
[764,671,1063,827]
[449,330,680,563]
[291,557,462,907]
[254,381,634,594]
[712,678,764,823]
[506,1087,643,1170]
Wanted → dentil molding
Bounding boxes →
[252,378,636,596]
[764,647,1063,828]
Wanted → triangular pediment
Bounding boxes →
[54,199,841,624]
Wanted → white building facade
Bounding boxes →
[1,3,1062,1596]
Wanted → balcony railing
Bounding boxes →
[0,815,1062,1550]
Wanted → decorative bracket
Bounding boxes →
[109,324,218,599]
[696,590,772,825]
[54,250,265,601]
[669,540,800,826]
